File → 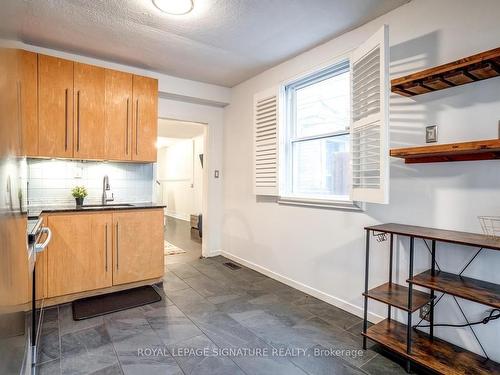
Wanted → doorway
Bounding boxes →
[155,118,206,265]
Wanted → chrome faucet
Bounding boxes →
[102,175,114,205]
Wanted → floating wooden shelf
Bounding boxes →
[391,47,500,97]
[363,319,500,375]
[363,282,433,312]
[390,139,500,164]
[408,270,500,309]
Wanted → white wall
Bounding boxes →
[222,0,500,361]
[27,159,153,205]
[5,41,231,107]
[157,137,204,221]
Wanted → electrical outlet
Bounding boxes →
[425,125,438,143]
[74,165,83,179]
[214,170,220,179]
[419,302,432,322]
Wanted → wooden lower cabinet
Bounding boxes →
[47,212,112,297]
[45,209,163,299]
[113,209,164,285]
[0,214,30,308]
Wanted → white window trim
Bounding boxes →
[278,196,365,211]
[279,56,353,206]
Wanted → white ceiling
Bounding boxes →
[2,0,408,87]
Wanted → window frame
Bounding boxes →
[280,58,360,209]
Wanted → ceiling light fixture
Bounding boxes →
[152,0,194,15]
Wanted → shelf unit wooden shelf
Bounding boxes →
[363,319,500,375]
[391,47,500,97]
[363,282,433,312]
[366,223,500,250]
[362,223,500,374]
[409,270,500,309]
[390,139,500,164]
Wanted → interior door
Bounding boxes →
[132,75,158,162]
[38,54,74,158]
[74,62,105,159]
[113,209,164,285]
[105,69,133,161]
[47,213,112,297]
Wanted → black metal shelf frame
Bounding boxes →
[362,227,496,373]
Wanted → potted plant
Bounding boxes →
[72,186,88,207]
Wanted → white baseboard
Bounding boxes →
[207,249,222,257]
[218,250,384,324]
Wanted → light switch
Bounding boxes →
[214,170,220,179]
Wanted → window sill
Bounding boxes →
[278,196,365,211]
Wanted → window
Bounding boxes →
[253,25,389,205]
[283,60,351,201]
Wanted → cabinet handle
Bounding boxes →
[116,222,119,270]
[64,88,68,151]
[105,223,108,272]
[76,90,80,152]
[126,98,129,155]
[135,99,139,155]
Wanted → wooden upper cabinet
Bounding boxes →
[47,213,112,297]
[113,209,164,285]
[132,75,158,162]
[74,63,106,159]
[0,49,19,157]
[105,69,133,160]
[18,50,38,157]
[23,50,157,162]
[38,54,74,158]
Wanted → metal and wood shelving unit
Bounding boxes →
[362,223,500,374]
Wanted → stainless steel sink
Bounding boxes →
[82,204,134,209]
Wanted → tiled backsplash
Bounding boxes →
[27,159,153,206]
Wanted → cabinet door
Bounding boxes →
[0,48,19,157]
[105,69,133,160]
[47,213,112,297]
[0,214,30,308]
[74,63,105,159]
[132,75,158,162]
[38,54,74,158]
[18,50,38,157]
[113,209,164,285]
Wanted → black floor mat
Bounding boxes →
[72,285,162,320]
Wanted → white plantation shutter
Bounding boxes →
[254,87,280,195]
[350,25,389,204]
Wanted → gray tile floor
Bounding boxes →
[35,256,416,375]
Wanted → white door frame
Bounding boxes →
[156,119,210,257]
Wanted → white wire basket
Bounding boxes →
[478,216,500,238]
